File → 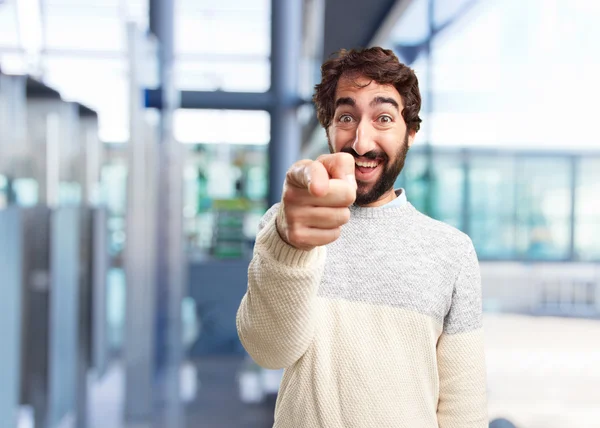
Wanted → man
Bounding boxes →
[237,47,488,427]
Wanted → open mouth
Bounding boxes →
[355,159,382,180]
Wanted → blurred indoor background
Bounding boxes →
[0,0,599,427]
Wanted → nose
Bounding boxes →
[351,120,377,156]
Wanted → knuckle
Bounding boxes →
[316,154,330,165]
[287,227,304,246]
[344,186,356,204]
[339,208,351,225]
[330,227,342,241]
[285,167,296,182]
[282,188,296,205]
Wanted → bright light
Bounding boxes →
[16,0,43,70]
[174,109,270,145]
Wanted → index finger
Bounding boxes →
[317,153,356,189]
[286,160,330,197]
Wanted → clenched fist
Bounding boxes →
[276,153,357,251]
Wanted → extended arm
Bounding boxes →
[236,206,325,369]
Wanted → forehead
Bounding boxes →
[335,74,402,106]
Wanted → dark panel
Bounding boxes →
[145,88,276,111]
[322,0,397,59]
[188,260,251,356]
[20,206,52,427]
[48,207,80,426]
[0,208,23,426]
[78,103,97,118]
[26,77,61,99]
[91,207,110,378]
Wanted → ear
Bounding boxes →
[407,128,417,148]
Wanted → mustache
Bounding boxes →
[340,146,388,161]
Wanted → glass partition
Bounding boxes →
[576,158,600,261]
[515,157,572,260]
[468,155,516,259]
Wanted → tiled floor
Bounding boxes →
[85,356,274,428]
[83,314,600,428]
[484,314,600,428]
[186,356,275,428]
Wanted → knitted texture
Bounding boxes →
[237,201,488,427]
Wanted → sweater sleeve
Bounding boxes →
[436,238,488,427]
[236,204,326,369]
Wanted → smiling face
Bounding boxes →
[327,74,416,207]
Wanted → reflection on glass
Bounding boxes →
[100,161,128,266]
[576,158,600,261]
[184,143,268,260]
[12,178,38,207]
[175,59,270,92]
[0,174,7,209]
[401,152,428,214]
[515,157,571,260]
[401,150,598,262]
[430,154,464,227]
[469,156,516,259]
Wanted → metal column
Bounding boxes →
[268,0,304,207]
[0,208,23,428]
[150,0,185,426]
[124,23,157,424]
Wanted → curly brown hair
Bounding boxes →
[313,47,422,133]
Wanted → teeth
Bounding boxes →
[356,161,378,168]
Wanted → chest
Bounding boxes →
[317,231,455,323]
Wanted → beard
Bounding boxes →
[329,132,409,206]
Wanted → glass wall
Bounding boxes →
[398,148,599,262]
[514,157,572,260]
[576,158,600,261]
[183,143,268,260]
[468,155,516,259]
[175,0,271,93]
[176,109,270,260]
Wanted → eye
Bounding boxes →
[378,115,393,123]
[339,114,354,123]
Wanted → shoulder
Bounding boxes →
[408,205,475,260]
[412,206,472,246]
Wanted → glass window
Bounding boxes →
[468,155,516,259]
[401,151,429,214]
[177,110,270,259]
[174,109,270,145]
[430,153,465,229]
[175,58,270,93]
[175,0,271,92]
[0,2,21,47]
[183,143,268,260]
[515,157,572,260]
[44,6,125,52]
[42,56,129,142]
[575,158,600,261]
[176,13,270,57]
[0,174,7,209]
[402,151,465,229]
[389,0,429,46]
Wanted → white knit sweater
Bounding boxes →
[237,201,488,427]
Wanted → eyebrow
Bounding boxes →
[370,96,399,110]
[335,97,355,108]
[334,96,400,111]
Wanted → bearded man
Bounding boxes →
[237,47,488,428]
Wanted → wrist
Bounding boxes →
[275,208,315,252]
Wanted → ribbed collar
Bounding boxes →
[349,188,416,219]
